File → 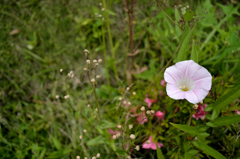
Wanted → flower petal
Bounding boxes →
[166,84,185,99]
[185,91,199,104]
[192,88,210,103]
[194,76,212,91]
[164,65,182,84]
[142,143,151,149]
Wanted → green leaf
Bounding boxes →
[115,150,127,156]
[170,123,198,135]
[175,8,182,36]
[190,39,198,63]
[207,115,240,127]
[184,141,191,152]
[197,132,210,139]
[194,140,225,159]
[86,136,105,146]
[183,10,195,22]
[184,149,198,159]
[52,137,62,151]
[211,109,220,120]
[175,26,194,62]
[212,83,240,111]
[157,146,165,159]
[97,120,117,129]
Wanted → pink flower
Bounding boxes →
[164,60,212,104]
[108,129,120,137]
[142,136,163,150]
[235,110,240,115]
[161,79,166,87]
[136,112,148,125]
[154,111,164,120]
[144,94,157,108]
[192,104,207,120]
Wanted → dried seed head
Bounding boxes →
[96,153,100,158]
[96,75,101,79]
[84,49,89,54]
[135,145,140,151]
[151,110,155,114]
[130,134,135,139]
[98,59,102,63]
[86,60,90,64]
[116,132,121,137]
[129,124,133,129]
[64,95,70,99]
[193,104,198,109]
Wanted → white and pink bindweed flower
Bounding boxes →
[164,60,212,104]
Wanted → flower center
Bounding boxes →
[178,77,194,92]
[179,85,188,91]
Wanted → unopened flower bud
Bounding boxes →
[64,95,70,99]
[79,135,83,139]
[116,132,121,137]
[83,68,87,71]
[151,110,155,114]
[91,79,95,83]
[119,97,122,101]
[93,59,97,63]
[112,135,117,139]
[117,125,121,129]
[146,140,151,144]
[133,92,136,95]
[76,156,80,159]
[83,129,87,133]
[60,69,63,73]
[55,95,59,99]
[146,110,151,115]
[126,87,130,90]
[92,157,96,159]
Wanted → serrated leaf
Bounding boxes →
[194,140,225,159]
[175,26,194,62]
[183,10,195,22]
[86,136,105,146]
[190,39,198,63]
[207,115,240,127]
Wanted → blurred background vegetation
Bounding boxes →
[0,0,240,158]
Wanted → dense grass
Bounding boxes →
[1,0,240,158]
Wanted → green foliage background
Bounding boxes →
[0,0,240,158]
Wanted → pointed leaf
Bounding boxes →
[207,115,240,127]
[175,26,194,62]
[157,146,165,159]
[170,123,198,135]
[194,140,225,159]
[86,136,105,146]
[183,10,195,22]
[190,39,198,63]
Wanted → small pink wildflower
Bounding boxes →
[108,128,120,139]
[142,136,163,150]
[144,94,157,108]
[192,104,207,120]
[161,79,166,87]
[235,110,240,115]
[164,60,212,104]
[136,112,148,125]
[154,111,164,120]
